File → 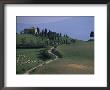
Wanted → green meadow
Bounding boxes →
[29,41,94,74]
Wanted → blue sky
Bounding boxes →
[16,16,94,41]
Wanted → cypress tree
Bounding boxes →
[37,27,40,35]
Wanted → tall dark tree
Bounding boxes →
[66,34,68,38]
[90,31,94,40]
[41,30,45,37]
[47,30,51,39]
[44,28,47,37]
[37,27,40,35]
[51,32,54,40]
[57,33,59,37]
[90,31,94,38]
[58,36,60,42]
[64,34,66,37]
[54,32,57,40]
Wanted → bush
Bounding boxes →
[51,49,63,58]
[38,49,55,61]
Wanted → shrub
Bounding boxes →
[51,49,63,58]
[38,49,54,61]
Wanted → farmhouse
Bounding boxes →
[21,27,37,34]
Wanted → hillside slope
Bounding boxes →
[30,41,94,74]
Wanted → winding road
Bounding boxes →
[24,47,58,74]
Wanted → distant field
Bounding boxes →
[30,41,94,74]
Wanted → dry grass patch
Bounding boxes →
[67,64,88,70]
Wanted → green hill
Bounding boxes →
[16,34,75,48]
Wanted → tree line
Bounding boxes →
[17,27,76,48]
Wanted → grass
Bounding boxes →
[31,59,94,74]
[16,34,48,44]
[58,41,94,60]
[16,48,45,74]
[30,41,94,74]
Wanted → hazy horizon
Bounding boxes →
[16,16,94,41]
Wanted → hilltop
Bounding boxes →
[16,26,76,49]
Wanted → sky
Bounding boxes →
[16,16,94,41]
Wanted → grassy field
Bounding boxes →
[30,41,94,74]
[16,48,45,74]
